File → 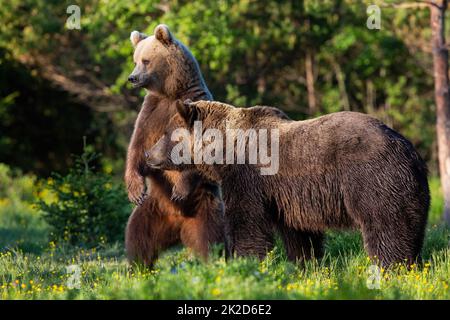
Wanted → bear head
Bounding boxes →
[145,99,282,177]
[145,99,231,171]
[128,24,210,98]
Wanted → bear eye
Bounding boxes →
[142,59,150,65]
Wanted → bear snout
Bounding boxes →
[128,74,138,84]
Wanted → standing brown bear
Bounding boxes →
[124,25,225,266]
[146,100,430,266]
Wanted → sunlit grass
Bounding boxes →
[0,173,448,300]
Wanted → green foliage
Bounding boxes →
[0,0,442,175]
[0,46,118,176]
[36,146,130,246]
[0,164,48,253]
[0,164,35,202]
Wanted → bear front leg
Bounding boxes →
[225,206,275,260]
[125,94,161,205]
[125,135,148,205]
[180,189,226,260]
[125,169,147,205]
[278,225,324,263]
[171,170,201,201]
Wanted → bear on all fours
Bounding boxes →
[146,100,430,267]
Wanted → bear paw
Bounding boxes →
[126,174,148,206]
[171,185,190,202]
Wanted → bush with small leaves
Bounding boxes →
[36,148,130,246]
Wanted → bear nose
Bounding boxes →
[128,75,138,83]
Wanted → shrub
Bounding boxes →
[0,163,49,252]
[36,146,130,246]
[0,163,36,203]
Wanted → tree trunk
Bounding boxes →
[431,0,450,224]
[366,79,375,114]
[331,59,350,111]
[305,49,317,115]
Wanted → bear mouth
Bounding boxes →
[131,81,146,88]
[145,158,163,169]
[132,74,152,89]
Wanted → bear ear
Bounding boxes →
[154,24,173,46]
[130,30,147,47]
[175,99,198,127]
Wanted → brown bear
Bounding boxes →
[124,25,225,266]
[146,100,430,266]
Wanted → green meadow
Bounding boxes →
[0,165,448,300]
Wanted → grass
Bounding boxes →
[0,170,448,299]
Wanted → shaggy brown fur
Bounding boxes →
[125,25,224,266]
[146,100,430,266]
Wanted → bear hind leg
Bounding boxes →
[343,175,428,267]
[361,218,425,267]
[125,198,182,268]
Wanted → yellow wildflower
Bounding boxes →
[211,288,221,296]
